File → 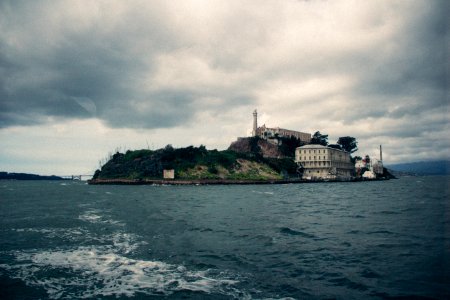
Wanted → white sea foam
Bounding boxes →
[5,245,238,299]
[78,210,102,222]
[11,227,143,254]
[252,190,275,195]
[12,227,88,239]
[78,209,125,226]
[5,214,240,299]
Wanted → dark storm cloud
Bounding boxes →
[350,0,448,115]
[0,1,255,129]
[0,0,447,142]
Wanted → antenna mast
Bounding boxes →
[380,145,383,162]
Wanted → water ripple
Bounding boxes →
[279,227,315,239]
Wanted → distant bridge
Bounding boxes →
[61,175,93,181]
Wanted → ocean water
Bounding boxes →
[0,176,449,299]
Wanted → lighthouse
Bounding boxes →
[252,109,258,136]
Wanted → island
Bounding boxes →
[89,110,395,185]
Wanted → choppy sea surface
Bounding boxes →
[1,176,449,299]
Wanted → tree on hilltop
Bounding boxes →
[328,144,342,150]
[279,136,306,157]
[337,136,358,153]
[310,131,328,146]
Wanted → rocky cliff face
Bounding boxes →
[228,137,286,158]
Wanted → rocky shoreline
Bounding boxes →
[88,178,303,185]
[87,177,389,185]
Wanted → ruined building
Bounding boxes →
[252,110,311,144]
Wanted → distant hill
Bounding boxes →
[0,172,66,180]
[386,160,450,175]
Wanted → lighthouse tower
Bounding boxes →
[252,109,258,136]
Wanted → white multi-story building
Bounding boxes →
[295,144,354,180]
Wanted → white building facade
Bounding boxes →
[295,144,354,180]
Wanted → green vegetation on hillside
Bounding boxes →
[93,145,298,181]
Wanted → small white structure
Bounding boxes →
[355,153,384,178]
[372,160,384,175]
[355,159,365,169]
[163,169,175,179]
[295,144,354,180]
[362,170,376,179]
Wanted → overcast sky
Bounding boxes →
[1,0,448,175]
